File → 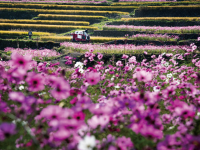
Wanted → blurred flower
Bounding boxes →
[86,71,100,85]
[78,135,96,150]
[26,72,45,92]
[167,73,173,78]
[75,62,84,69]
[19,85,25,90]
[9,52,32,70]
[136,70,153,82]
[0,123,16,141]
[153,86,160,92]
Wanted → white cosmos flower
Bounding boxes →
[114,85,120,89]
[167,73,173,78]
[12,119,27,125]
[79,68,84,73]
[111,75,115,81]
[161,53,166,56]
[46,63,50,67]
[78,135,96,150]
[197,112,200,116]
[168,126,175,130]
[75,62,83,69]
[19,85,24,90]
[175,80,180,85]
[38,92,46,96]
[153,86,160,92]
[164,62,169,67]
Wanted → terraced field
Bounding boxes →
[0,1,199,48]
[0,1,133,47]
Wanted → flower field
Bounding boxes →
[111,1,200,6]
[60,42,189,54]
[103,25,200,34]
[4,47,60,59]
[1,1,200,150]
[1,42,200,149]
[128,34,179,41]
[121,17,200,22]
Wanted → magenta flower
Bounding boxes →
[26,72,45,92]
[122,54,129,59]
[73,111,85,121]
[85,71,100,85]
[9,52,32,70]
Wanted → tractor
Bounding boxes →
[71,29,90,42]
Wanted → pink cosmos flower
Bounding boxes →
[85,52,91,57]
[198,37,200,41]
[26,72,45,92]
[128,56,137,64]
[37,63,46,72]
[159,75,166,80]
[122,54,129,59]
[136,70,153,82]
[85,71,100,85]
[39,105,65,121]
[9,52,32,70]
[50,77,70,100]
[89,49,94,53]
[83,60,88,65]
[97,53,103,60]
[89,56,94,61]
[166,53,173,57]
[9,92,25,103]
[144,51,148,55]
[116,61,123,67]
[51,129,70,142]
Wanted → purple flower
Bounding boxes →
[50,77,70,100]
[0,123,16,141]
